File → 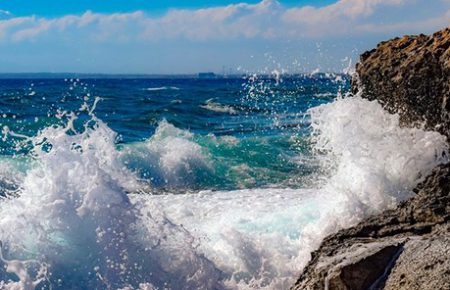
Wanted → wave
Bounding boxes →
[0,158,25,197]
[314,92,335,98]
[200,99,238,114]
[0,96,447,289]
[121,120,214,189]
[144,86,180,91]
[121,120,306,191]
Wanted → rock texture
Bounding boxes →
[352,28,450,141]
[293,27,450,290]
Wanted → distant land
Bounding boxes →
[0,72,349,79]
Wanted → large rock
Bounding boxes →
[352,28,450,140]
[293,27,450,290]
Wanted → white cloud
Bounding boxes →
[282,0,407,36]
[358,9,450,34]
[0,0,448,43]
[140,0,283,40]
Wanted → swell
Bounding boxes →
[0,95,447,289]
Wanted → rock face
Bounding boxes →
[293,27,450,290]
[352,28,450,141]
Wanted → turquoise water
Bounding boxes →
[0,76,344,192]
[0,75,445,289]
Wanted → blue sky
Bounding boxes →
[1,1,335,17]
[0,0,449,74]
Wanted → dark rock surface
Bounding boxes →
[293,27,450,290]
[352,28,450,141]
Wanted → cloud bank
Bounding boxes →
[1,0,448,43]
[0,0,448,73]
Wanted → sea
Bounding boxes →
[0,75,447,289]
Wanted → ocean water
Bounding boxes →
[0,75,447,289]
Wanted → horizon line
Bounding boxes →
[0,71,349,79]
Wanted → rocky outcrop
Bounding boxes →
[293,27,450,290]
[352,28,450,141]
[293,164,450,290]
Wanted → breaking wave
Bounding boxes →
[0,95,447,289]
[144,86,180,91]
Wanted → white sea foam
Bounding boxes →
[201,99,237,114]
[310,95,448,213]
[122,120,213,188]
[0,157,29,198]
[144,86,180,91]
[131,97,448,289]
[0,116,219,289]
[314,92,335,98]
[136,188,319,289]
[0,96,447,289]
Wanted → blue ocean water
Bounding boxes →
[0,76,343,191]
[0,75,446,289]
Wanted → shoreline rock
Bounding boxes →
[352,28,450,141]
[293,27,450,290]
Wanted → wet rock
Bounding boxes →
[351,28,450,141]
[293,27,450,290]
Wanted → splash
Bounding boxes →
[310,95,448,212]
[121,120,309,191]
[121,120,214,189]
[0,95,447,289]
[0,112,220,289]
[134,96,448,289]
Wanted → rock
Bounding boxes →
[293,164,450,290]
[383,224,450,290]
[293,27,450,290]
[295,241,404,290]
[352,28,450,141]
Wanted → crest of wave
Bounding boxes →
[292,95,449,269]
[0,111,220,289]
[121,120,213,189]
[0,95,447,290]
[132,95,449,289]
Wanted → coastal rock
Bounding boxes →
[383,224,450,290]
[293,27,450,290]
[352,27,450,140]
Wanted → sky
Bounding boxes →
[0,0,449,74]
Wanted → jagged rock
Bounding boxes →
[383,224,450,290]
[293,164,450,290]
[293,27,450,290]
[352,27,450,141]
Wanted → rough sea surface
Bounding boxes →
[0,75,447,289]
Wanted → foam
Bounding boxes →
[310,96,448,214]
[137,96,448,288]
[0,96,447,289]
[135,188,319,289]
[0,115,219,289]
[144,87,180,91]
[200,99,238,114]
[121,120,213,188]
